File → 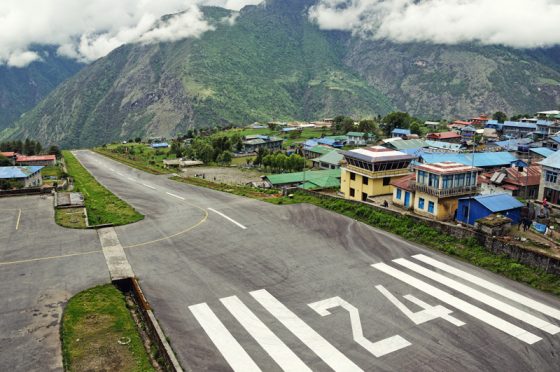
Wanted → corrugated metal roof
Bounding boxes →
[425,140,462,151]
[265,169,340,186]
[308,145,332,155]
[494,138,533,151]
[530,147,555,158]
[502,121,537,129]
[420,152,517,168]
[300,175,341,190]
[539,150,560,168]
[387,139,427,150]
[0,166,43,179]
[462,193,524,213]
[312,150,343,166]
[392,128,411,135]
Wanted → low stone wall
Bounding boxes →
[0,187,53,197]
[297,189,560,275]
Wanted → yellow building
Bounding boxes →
[392,162,480,221]
[340,147,415,202]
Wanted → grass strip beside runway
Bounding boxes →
[63,150,143,226]
[61,285,155,372]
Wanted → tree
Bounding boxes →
[0,154,12,166]
[134,137,142,143]
[341,118,355,134]
[268,122,278,131]
[410,122,421,135]
[358,119,376,133]
[219,151,232,165]
[382,112,413,136]
[47,145,62,159]
[493,111,508,123]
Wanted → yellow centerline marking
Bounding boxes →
[0,250,102,267]
[15,209,21,230]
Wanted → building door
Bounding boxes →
[362,192,368,202]
[404,192,410,207]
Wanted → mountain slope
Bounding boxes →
[0,47,83,130]
[3,1,560,148]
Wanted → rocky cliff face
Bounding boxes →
[3,2,559,148]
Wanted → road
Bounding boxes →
[71,150,560,371]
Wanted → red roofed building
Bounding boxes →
[470,115,490,127]
[448,120,473,130]
[479,165,541,200]
[16,155,56,167]
[426,131,462,143]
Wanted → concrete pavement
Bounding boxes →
[72,150,560,371]
[0,195,109,371]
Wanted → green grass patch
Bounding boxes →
[94,144,174,175]
[61,284,154,372]
[172,176,280,199]
[41,164,64,179]
[55,208,87,229]
[63,151,143,226]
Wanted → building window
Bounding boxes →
[363,176,369,185]
[350,172,356,181]
[462,205,469,219]
[418,198,425,210]
[350,188,355,197]
[428,173,439,188]
[417,170,426,185]
[545,171,558,183]
[442,175,452,189]
[396,189,402,200]
[383,177,391,186]
[428,201,435,214]
[362,192,368,202]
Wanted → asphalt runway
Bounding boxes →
[0,195,109,371]
[71,150,560,371]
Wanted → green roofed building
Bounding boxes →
[264,169,341,190]
[312,150,344,170]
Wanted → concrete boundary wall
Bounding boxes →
[297,189,560,276]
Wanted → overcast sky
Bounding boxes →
[309,0,560,48]
[2,0,560,68]
[0,0,262,67]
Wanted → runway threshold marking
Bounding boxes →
[15,209,21,230]
[250,289,363,371]
[189,303,262,372]
[394,258,560,335]
[372,262,542,344]
[413,254,560,321]
[208,208,247,230]
[221,296,312,372]
[166,192,185,200]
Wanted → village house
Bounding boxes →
[538,150,560,205]
[15,155,56,167]
[426,131,462,143]
[461,126,476,142]
[242,135,283,153]
[529,147,555,161]
[470,115,491,127]
[0,166,44,189]
[340,146,415,202]
[312,150,344,170]
[456,193,524,225]
[543,135,560,150]
[264,169,340,190]
[448,120,473,130]
[391,128,411,138]
[302,143,332,159]
[346,132,372,146]
[392,162,479,221]
[1,152,17,165]
[479,165,541,200]
[418,152,518,171]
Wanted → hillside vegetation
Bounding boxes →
[2,1,560,148]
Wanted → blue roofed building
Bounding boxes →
[456,193,524,225]
[501,121,537,138]
[151,142,170,149]
[494,138,533,151]
[543,135,560,150]
[530,147,555,160]
[419,152,517,170]
[392,128,411,138]
[0,166,44,189]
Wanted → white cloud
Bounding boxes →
[0,0,263,67]
[309,0,560,49]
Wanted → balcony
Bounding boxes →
[411,181,479,198]
[343,164,410,179]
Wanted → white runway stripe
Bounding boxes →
[413,254,560,321]
[221,296,312,372]
[189,303,261,372]
[250,289,363,372]
[208,208,247,229]
[166,192,185,200]
[372,263,542,344]
[142,183,156,190]
[394,258,560,335]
